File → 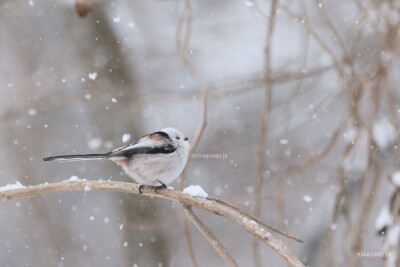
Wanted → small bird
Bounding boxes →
[43,128,190,193]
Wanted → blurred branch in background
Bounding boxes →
[176,0,208,265]
[176,0,208,182]
[252,0,278,266]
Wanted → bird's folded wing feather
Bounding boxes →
[109,142,176,158]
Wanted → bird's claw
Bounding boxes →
[139,181,167,194]
[139,184,145,194]
[155,180,167,194]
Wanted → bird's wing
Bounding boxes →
[108,131,175,159]
[108,142,176,159]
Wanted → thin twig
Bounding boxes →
[278,4,346,80]
[176,0,208,176]
[349,149,382,267]
[175,1,208,265]
[252,1,279,266]
[211,197,304,243]
[182,219,198,267]
[313,0,347,57]
[0,180,305,267]
[183,205,239,267]
[320,167,347,267]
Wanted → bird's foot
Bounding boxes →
[139,184,145,194]
[155,180,167,194]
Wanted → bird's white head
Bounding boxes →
[161,127,190,152]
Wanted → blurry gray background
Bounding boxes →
[0,0,400,266]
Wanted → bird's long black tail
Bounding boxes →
[43,153,111,162]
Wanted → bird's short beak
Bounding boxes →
[184,137,189,141]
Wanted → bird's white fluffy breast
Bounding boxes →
[127,147,189,185]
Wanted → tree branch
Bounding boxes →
[253,0,279,266]
[0,180,304,267]
[183,205,239,267]
[176,0,208,183]
[176,1,208,264]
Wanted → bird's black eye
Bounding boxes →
[184,137,188,141]
[176,136,180,140]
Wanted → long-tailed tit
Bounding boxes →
[43,127,190,193]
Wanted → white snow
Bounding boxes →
[28,108,37,116]
[279,139,289,145]
[183,185,208,198]
[66,176,80,182]
[392,172,400,187]
[245,1,254,7]
[113,17,121,23]
[372,119,397,150]
[111,97,117,103]
[104,141,113,149]
[64,176,87,182]
[122,134,131,143]
[88,72,97,80]
[213,186,223,196]
[303,195,313,203]
[388,225,400,246]
[375,205,393,231]
[243,217,258,226]
[343,126,357,144]
[87,137,102,150]
[128,22,135,28]
[0,181,25,192]
[246,186,254,193]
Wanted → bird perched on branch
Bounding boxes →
[43,128,190,193]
